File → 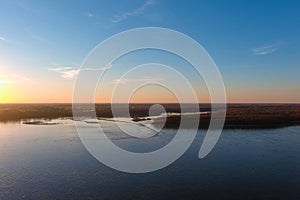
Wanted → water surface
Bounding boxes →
[0,120,299,199]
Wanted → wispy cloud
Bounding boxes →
[113,76,164,85]
[0,36,6,41]
[113,78,129,85]
[48,67,80,80]
[0,36,13,44]
[14,75,31,81]
[85,12,94,17]
[49,63,112,80]
[0,74,31,84]
[112,0,155,23]
[252,43,281,56]
[24,27,50,44]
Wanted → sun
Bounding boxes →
[0,84,5,102]
[0,80,11,103]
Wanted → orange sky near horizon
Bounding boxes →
[1,77,299,104]
[1,1,300,105]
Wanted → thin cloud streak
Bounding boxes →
[0,74,31,84]
[24,27,50,44]
[49,64,112,80]
[113,76,164,85]
[85,12,94,17]
[252,43,281,56]
[112,0,155,23]
[14,75,31,81]
[48,67,80,80]
[113,78,129,85]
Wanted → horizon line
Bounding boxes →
[0,102,299,105]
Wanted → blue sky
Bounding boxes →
[0,0,299,103]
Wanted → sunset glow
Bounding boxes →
[0,1,299,104]
[0,78,11,102]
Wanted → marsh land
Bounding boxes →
[0,103,299,129]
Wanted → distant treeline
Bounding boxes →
[0,103,299,129]
[156,104,300,129]
[0,103,211,121]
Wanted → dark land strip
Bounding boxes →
[0,103,299,129]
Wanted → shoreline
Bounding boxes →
[0,103,299,129]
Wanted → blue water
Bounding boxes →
[0,120,299,199]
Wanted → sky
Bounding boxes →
[0,0,299,103]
